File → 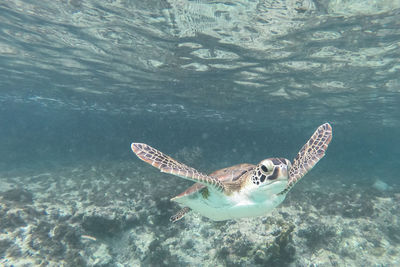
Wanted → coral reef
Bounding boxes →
[0,161,399,266]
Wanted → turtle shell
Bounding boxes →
[172,163,255,199]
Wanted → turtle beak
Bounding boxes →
[279,165,289,179]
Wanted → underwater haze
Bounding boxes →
[1,0,400,266]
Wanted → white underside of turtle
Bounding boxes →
[173,182,287,221]
[131,123,332,222]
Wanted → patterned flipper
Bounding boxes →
[282,123,332,193]
[170,207,191,222]
[131,143,225,192]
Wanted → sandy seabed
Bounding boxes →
[0,160,399,266]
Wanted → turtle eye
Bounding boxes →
[261,165,269,173]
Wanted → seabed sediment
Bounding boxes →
[0,161,399,266]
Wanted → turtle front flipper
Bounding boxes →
[283,123,333,193]
[170,207,191,222]
[131,143,226,192]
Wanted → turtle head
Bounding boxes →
[251,158,291,194]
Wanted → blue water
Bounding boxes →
[0,1,400,266]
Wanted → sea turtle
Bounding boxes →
[131,123,332,222]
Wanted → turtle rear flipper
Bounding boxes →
[131,143,226,192]
[170,207,191,223]
[283,123,332,193]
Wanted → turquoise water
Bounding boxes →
[1,1,400,266]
